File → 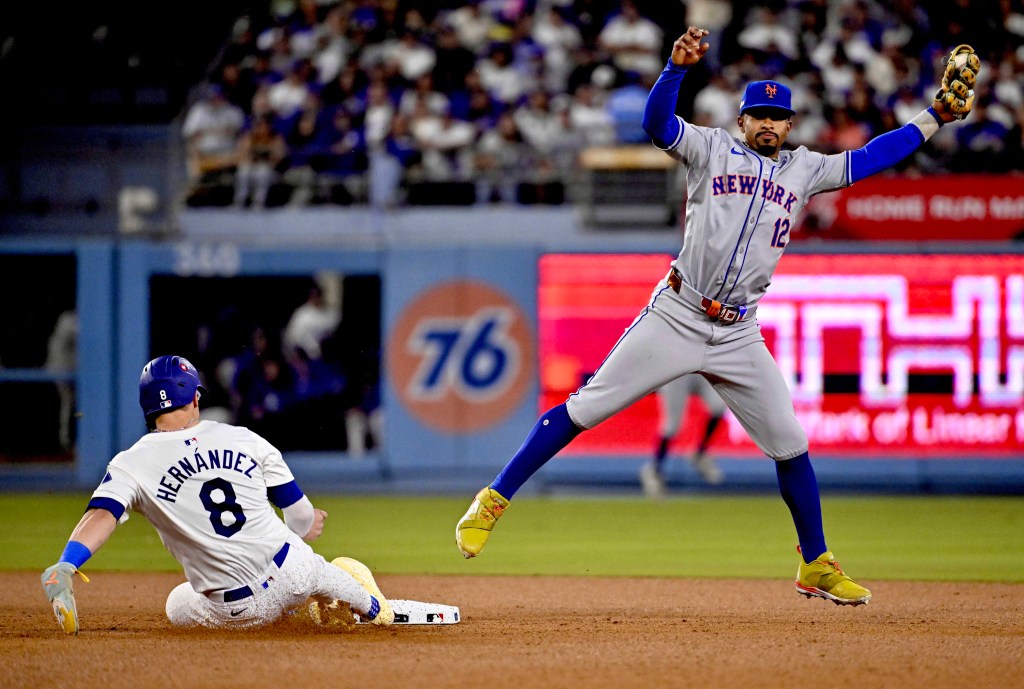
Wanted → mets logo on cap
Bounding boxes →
[388,280,534,433]
[740,80,794,114]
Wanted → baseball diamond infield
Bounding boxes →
[2,572,1021,689]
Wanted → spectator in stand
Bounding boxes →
[363,80,396,149]
[863,37,902,103]
[954,97,1012,172]
[240,51,281,107]
[447,0,497,54]
[399,73,450,118]
[369,113,422,208]
[532,6,584,93]
[263,23,301,77]
[513,90,564,154]
[847,80,885,135]
[381,29,437,84]
[605,71,655,143]
[692,71,740,131]
[811,16,878,80]
[508,14,546,90]
[182,84,246,184]
[567,82,616,146]
[233,114,288,208]
[566,43,611,95]
[283,0,324,60]
[992,51,1024,112]
[474,111,531,203]
[432,25,477,94]
[267,59,315,121]
[312,4,356,86]
[821,105,872,154]
[318,107,368,179]
[320,58,368,116]
[305,106,368,204]
[478,42,530,107]
[284,98,365,205]
[815,40,858,106]
[219,17,260,73]
[569,0,617,46]
[450,68,503,131]
[736,6,799,71]
[597,0,664,80]
[409,101,477,182]
[216,61,258,113]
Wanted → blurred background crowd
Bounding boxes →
[181,0,1024,209]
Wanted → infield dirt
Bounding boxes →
[2,571,1021,689]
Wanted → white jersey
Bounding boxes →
[91,420,300,594]
[665,121,850,308]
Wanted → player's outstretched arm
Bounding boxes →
[642,26,709,149]
[848,44,981,183]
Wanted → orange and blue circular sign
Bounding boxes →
[388,280,535,433]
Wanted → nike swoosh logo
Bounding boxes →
[730,148,745,155]
[230,608,247,617]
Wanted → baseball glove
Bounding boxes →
[932,44,980,121]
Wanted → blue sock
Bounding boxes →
[366,596,380,620]
[775,452,827,561]
[492,404,582,499]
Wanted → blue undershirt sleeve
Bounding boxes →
[848,117,933,183]
[642,60,687,149]
[86,496,126,522]
[267,480,304,509]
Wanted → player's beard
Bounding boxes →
[754,132,780,157]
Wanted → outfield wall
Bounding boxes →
[2,217,1022,495]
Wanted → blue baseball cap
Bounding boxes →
[739,80,794,116]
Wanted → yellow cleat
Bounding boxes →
[455,486,510,558]
[795,548,872,606]
[331,557,394,625]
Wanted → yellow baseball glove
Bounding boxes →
[932,44,980,122]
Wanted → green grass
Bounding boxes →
[3,494,1022,582]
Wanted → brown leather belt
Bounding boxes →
[667,269,748,324]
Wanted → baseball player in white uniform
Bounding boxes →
[457,28,979,606]
[41,355,393,634]
[640,374,726,498]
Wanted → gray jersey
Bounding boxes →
[664,120,850,307]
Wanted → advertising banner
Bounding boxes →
[384,248,539,469]
[806,175,1024,241]
[539,253,1024,457]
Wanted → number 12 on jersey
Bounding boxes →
[770,219,790,248]
[771,218,790,248]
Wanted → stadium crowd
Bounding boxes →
[182,0,1024,208]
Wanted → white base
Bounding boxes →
[356,599,460,625]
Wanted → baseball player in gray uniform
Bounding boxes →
[41,355,393,633]
[457,28,980,606]
[640,374,726,498]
